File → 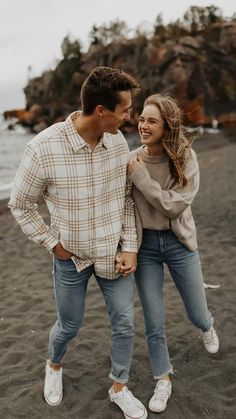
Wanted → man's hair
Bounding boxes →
[81,66,140,115]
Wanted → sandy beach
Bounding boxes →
[0,134,235,419]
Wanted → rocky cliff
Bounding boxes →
[4,18,236,132]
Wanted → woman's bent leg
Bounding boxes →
[166,235,213,331]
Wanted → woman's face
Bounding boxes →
[138,104,165,147]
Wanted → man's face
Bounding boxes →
[101,91,132,134]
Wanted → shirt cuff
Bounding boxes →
[121,243,138,253]
[43,236,60,253]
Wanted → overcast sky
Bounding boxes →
[0,0,235,111]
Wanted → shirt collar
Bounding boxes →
[65,111,110,152]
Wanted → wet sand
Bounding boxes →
[0,133,235,418]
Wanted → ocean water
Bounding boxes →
[0,115,33,199]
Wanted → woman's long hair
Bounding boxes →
[143,94,196,187]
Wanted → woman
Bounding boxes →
[128,94,219,414]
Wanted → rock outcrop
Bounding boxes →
[4,20,236,131]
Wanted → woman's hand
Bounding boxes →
[128,153,145,175]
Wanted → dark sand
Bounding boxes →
[0,133,235,419]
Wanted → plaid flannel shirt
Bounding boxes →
[8,112,137,279]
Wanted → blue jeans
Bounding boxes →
[48,257,135,384]
[135,229,213,379]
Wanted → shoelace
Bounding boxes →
[48,370,61,396]
[153,383,169,403]
[116,389,141,414]
[203,329,217,344]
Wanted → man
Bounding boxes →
[9,67,147,419]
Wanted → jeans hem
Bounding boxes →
[109,372,129,384]
[200,316,214,333]
[154,366,174,380]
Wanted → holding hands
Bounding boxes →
[115,252,137,277]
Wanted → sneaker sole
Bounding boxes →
[204,347,219,354]
[123,409,148,419]
[43,392,63,406]
[149,405,167,413]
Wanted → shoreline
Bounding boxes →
[0,197,10,215]
[0,185,13,202]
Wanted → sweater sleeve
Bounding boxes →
[129,150,199,220]
[8,144,59,252]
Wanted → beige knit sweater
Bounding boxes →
[129,146,200,251]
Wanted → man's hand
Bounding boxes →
[53,242,73,260]
[115,252,137,277]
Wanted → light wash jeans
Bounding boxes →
[135,229,213,379]
[48,257,135,384]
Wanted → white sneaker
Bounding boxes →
[109,386,148,419]
[201,326,219,354]
[44,360,63,406]
[148,380,172,413]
